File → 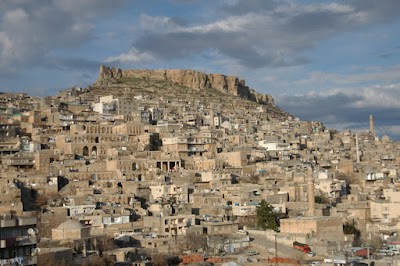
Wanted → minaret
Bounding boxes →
[356,133,360,164]
[307,168,316,216]
[369,115,374,135]
[209,104,214,128]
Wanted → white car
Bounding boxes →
[246,250,259,256]
[237,229,248,235]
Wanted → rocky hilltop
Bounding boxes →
[96,65,274,105]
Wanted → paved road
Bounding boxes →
[248,232,309,260]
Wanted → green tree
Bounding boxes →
[343,222,361,246]
[256,200,277,230]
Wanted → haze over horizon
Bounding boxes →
[0,0,399,139]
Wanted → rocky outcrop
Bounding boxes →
[96,65,274,105]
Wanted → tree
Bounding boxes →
[96,236,115,255]
[256,200,277,230]
[184,232,208,252]
[343,222,360,235]
[343,222,361,246]
[152,254,168,266]
[81,255,114,266]
[315,195,329,204]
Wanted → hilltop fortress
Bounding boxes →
[96,65,274,106]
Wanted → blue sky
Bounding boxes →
[1,0,400,138]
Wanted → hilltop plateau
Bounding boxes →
[95,65,274,106]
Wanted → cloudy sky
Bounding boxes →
[1,0,400,138]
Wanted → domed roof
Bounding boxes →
[57,219,83,230]
[220,121,232,130]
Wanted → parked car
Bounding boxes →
[237,229,248,235]
[245,250,259,256]
[376,249,394,256]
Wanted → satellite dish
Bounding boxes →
[34,228,39,234]
[31,247,40,256]
[27,228,35,236]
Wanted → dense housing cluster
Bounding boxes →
[1,67,400,265]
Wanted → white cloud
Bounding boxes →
[0,32,13,56]
[140,13,251,34]
[0,0,126,75]
[140,14,182,33]
[105,48,154,64]
[275,81,400,139]
[3,8,29,24]
[126,0,400,73]
[293,65,400,88]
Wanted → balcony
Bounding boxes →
[18,236,37,246]
[22,256,37,266]
[0,218,16,227]
[18,217,37,226]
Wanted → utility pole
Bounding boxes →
[275,234,278,266]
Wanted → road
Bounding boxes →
[247,231,310,260]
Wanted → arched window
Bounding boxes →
[92,146,97,156]
[83,146,89,156]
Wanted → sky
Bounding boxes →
[1,0,400,139]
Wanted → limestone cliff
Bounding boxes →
[96,65,274,105]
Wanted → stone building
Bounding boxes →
[52,219,90,240]
[280,216,344,241]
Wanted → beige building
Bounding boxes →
[383,188,400,202]
[143,214,195,237]
[370,200,400,220]
[280,216,344,241]
[202,221,238,235]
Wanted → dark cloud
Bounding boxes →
[276,88,400,139]
[222,0,280,15]
[352,0,400,23]
[378,53,392,59]
[117,0,400,69]
[44,57,101,72]
[0,0,126,75]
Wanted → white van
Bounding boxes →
[390,249,399,255]
[245,250,259,256]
